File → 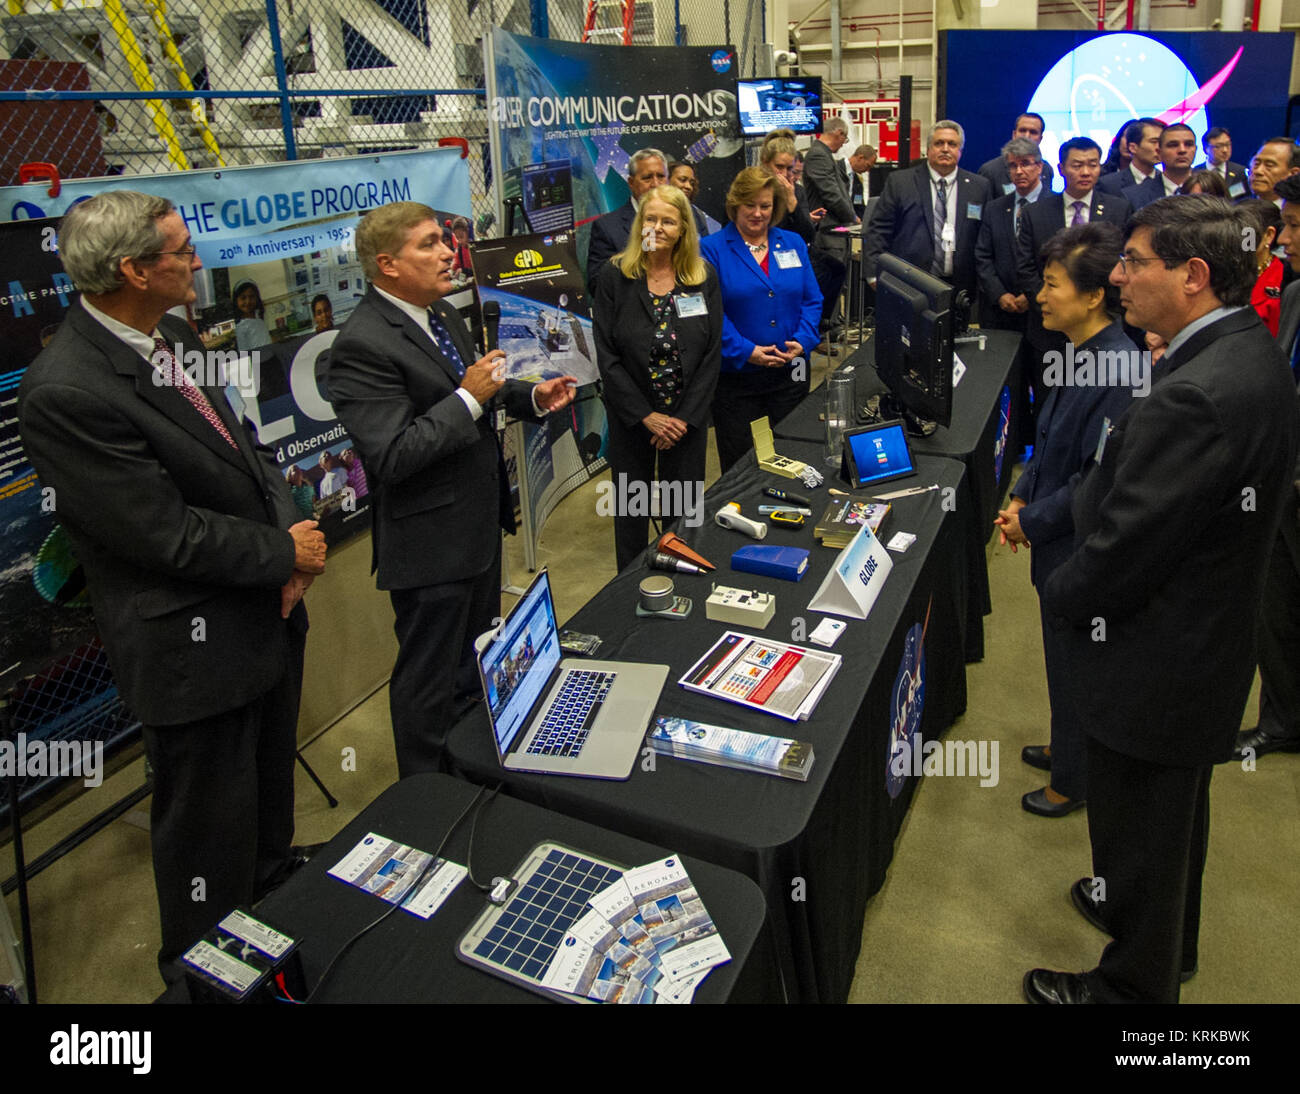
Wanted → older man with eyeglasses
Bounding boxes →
[18,190,327,985]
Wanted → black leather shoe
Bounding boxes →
[1023,968,1095,1004]
[1022,787,1086,817]
[1070,877,1111,934]
[1021,745,1051,772]
[255,843,329,902]
[1181,962,1197,983]
[1233,724,1300,760]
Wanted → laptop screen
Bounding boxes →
[480,570,563,756]
[845,420,915,488]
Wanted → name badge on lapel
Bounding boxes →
[966,202,982,220]
[1228,181,1246,198]
[495,406,507,432]
[774,249,802,269]
[674,292,707,317]
[1002,182,1015,195]
[1094,416,1112,465]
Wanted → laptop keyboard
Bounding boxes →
[526,670,616,757]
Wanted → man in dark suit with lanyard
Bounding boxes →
[1025,196,1298,1003]
[862,119,992,302]
[975,137,1044,332]
[1197,126,1248,199]
[327,202,576,777]
[18,190,327,983]
[1234,173,1300,760]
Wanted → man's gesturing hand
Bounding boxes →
[290,519,327,573]
[535,375,578,413]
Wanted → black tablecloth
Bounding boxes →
[164,774,775,1003]
[774,329,1023,661]
[446,440,969,1002]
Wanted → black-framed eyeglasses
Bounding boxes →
[1117,253,1162,273]
[141,244,197,259]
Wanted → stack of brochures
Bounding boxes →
[815,496,891,548]
[541,855,732,1004]
[649,716,814,780]
[327,833,467,919]
[678,631,841,721]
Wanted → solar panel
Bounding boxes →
[459,844,625,1000]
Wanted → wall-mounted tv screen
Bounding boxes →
[939,31,1292,192]
[738,77,823,137]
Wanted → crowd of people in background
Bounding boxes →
[581,114,1299,1006]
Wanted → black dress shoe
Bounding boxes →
[1021,745,1051,772]
[1070,877,1111,934]
[1233,724,1300,760]
[1023,968,1095,1004]
[254,843,329,902]
[1022,787,1086,817]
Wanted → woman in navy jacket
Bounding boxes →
[995,222,1145,818]
[594,185,722,570]
[701,167,823,471]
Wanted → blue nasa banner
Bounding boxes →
[0,147,470,232]
[939,31,1293,187]
[489,29,744,231]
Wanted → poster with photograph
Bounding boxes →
[489,30,744,254]
[0,217,99,679]
[470,231,608,560]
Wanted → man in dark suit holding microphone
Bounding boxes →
[327,202,576,777]
[18,190,326,982]
[1024,196,1298,1003]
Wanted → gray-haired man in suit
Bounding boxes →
[18,190,327,982]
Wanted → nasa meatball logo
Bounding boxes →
[1027,33,1242,184]
[886,617,928,800]
[710,49,733,74]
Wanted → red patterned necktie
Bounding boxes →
[151,337,238,449]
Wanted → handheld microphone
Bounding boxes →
[481,300,506,383]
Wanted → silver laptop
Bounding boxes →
[475,569,668,779]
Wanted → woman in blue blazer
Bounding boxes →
[701,167,823,471]
[594,185,723,570]
[994,222,1145,818]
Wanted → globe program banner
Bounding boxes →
[0,151,470,715]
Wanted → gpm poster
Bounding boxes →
[470,231,607,564]
[489,30,744,240]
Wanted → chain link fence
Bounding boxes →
[2,1,769,196]
[544,0,768,76]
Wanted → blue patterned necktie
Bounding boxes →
[1071,200,1085,226]
[426,308,466,377]
[932,177,949,277]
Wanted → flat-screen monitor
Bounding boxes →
[874,254,953,431]
[737,77,823,136]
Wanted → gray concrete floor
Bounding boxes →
[6,347,1298,1004]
